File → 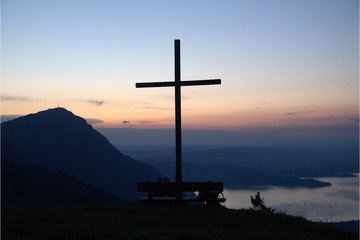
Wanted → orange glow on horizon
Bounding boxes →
[2,95,358,131]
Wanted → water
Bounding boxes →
[222,175,359,222]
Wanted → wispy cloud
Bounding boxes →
[252,100,272,105]
[349,118,359,123]
[138,121,153,125]
[1,95,30,102]
[285,110,314,116]
[121,120,153,126]
[141,106,172,110]
[1,115,23,123]
[87,99,104,106]
[86,118,104,125]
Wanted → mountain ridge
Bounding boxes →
[116,144,358,188]
[1,108,161,201]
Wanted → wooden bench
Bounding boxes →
[137,181,226,205]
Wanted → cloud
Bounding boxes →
[285,110,314,116]
[349,118,359,123]
[86,118,104,125]
[252,100,270,105]
[1,95,30,102]
[141,106,172,110]
[87,99,104,106]
[121,120,153,126]
[138,121,153,125]
[1,115,23,123]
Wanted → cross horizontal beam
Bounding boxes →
[136,79,221,88]
[135,40,221,203]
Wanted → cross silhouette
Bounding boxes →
[136,39,221,201]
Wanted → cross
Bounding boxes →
[136,39,221,201]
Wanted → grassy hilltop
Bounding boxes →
[2,205,358,240]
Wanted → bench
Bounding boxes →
[137,181,226,205]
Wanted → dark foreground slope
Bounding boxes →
[1,160,130,207]
[1,108,161,201]
[2,206,358,240]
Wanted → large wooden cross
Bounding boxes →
[136,39,221,201]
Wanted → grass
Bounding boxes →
[2,205,358,240]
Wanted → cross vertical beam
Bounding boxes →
[174,39,182,201]
[135,39,221,203]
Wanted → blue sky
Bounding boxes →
[1,0,359,146]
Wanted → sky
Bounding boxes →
[1,0,359,146]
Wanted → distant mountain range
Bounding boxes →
[1,108,161,205]
[2,108,357,207]
[119,145,358,177]
[118,145,359,188]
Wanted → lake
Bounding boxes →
[222,175,359,222]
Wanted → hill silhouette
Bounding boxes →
[2,160,131,207]
[1,108,161,201]
[1,142,131,207]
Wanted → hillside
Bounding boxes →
[1,108,161,201]
[1,160,130,207]
[2,206,358,240]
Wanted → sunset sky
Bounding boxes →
[1,0,359,146]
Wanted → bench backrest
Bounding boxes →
[137,181,223,192]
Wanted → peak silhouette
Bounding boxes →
[2,108,161,202]
[4,107,87,128]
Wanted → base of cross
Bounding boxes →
[137,181,226,206]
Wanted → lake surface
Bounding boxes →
[222,175,359,222]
